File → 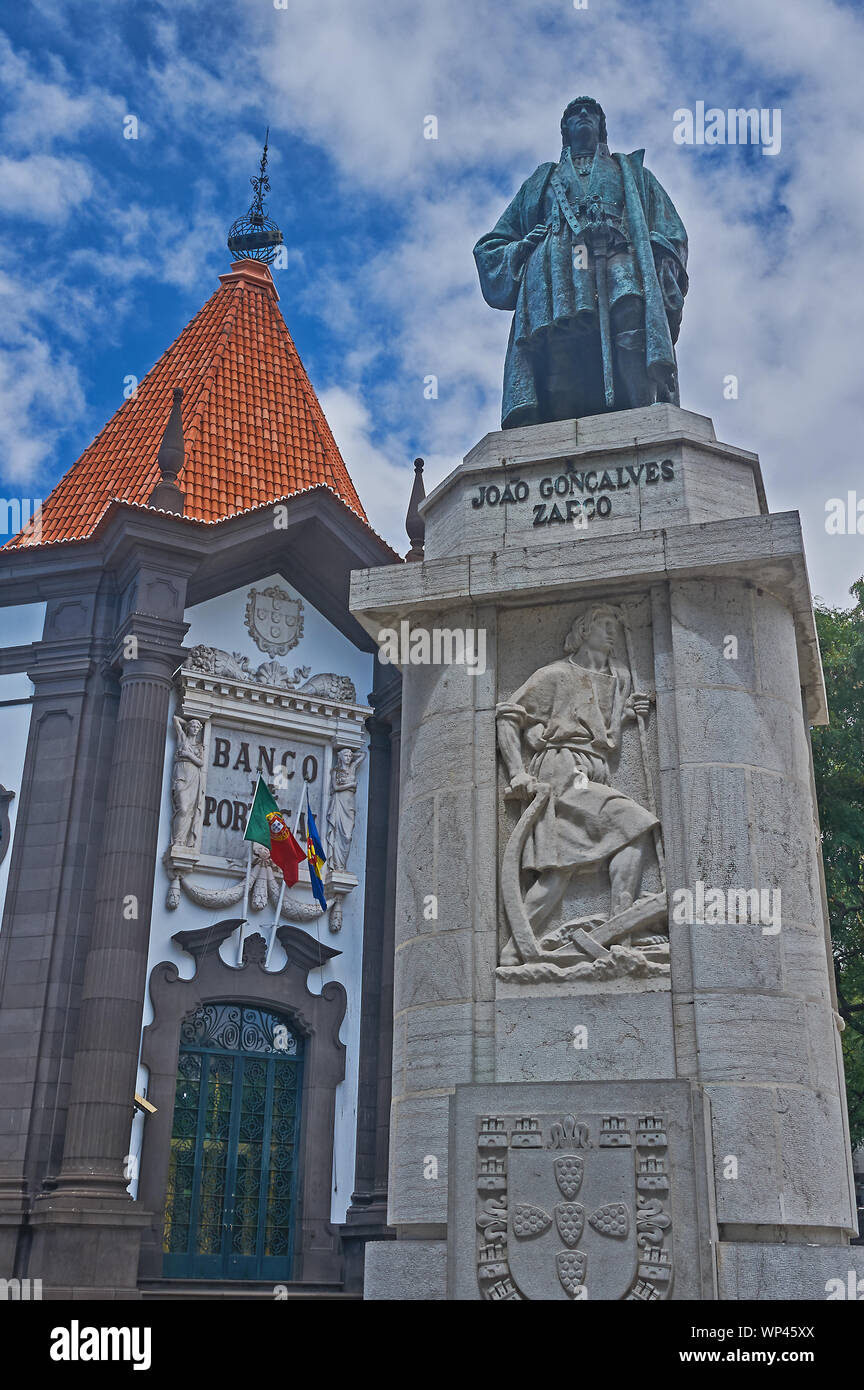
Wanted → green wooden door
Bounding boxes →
[162,1003,304,1281]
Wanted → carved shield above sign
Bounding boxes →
[245,586,304,656]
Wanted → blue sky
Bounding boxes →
[1,0,863,604]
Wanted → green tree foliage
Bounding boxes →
[812,579,864,1148]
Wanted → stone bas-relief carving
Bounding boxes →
[185,643,309,687]
[245,584,304,656]
[183,644,357,703]
[326,747,367,871]
[170,716,205,848]
[496,603,667,984]
[474,1111,674,1300]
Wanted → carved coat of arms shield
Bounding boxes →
[244,586,304,656]
[476,1111,672,1302]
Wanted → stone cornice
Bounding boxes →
[178,668,372,731]
[350,511,827,724]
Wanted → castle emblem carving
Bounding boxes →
[496,603,668,984]
[245,585,304,656]
[475,1111,674,1300]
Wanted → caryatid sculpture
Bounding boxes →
[496,605,669,980]
[474,97,688,427]
[326,747,367,872]
[170,715,205,849]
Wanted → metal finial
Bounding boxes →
[250,127,272,219]
[405,457,426,562]
[227,129,284,264]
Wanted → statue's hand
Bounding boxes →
[522,223,549,251]
[625,692,652,722]
[649,362,677,397]
[505,769,540,800]
[524,722,547,753]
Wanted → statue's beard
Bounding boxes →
[567,137,603,155]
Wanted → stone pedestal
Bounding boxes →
[350,404,863,1301]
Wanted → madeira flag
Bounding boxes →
[245,777,306,886]
[305,803,328,911]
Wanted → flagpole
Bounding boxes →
[237,776,258,966]
[267,789,305,970]
[265,873,286,970]
[236,838,252,965]
[305,783,329,955]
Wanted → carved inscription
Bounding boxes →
[470,458,676,526]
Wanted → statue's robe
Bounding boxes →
[326,773,358,871]
[474,147,688,428]
[498,656,657,873]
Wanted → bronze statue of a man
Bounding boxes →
[474,97,688,428]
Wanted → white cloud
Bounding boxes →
[0,154,93,223]
[317,386,411,550]
[0,330,84,485]
[0,34,115,150]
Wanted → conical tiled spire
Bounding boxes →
[8,259,368,547]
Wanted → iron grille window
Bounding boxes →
[163,1002,304,1281]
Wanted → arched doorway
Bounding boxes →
[162,1002,304,1281]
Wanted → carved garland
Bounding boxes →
[164,847,324,923]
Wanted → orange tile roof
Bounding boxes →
[8,259,370,548]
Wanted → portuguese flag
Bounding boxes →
[245,777,306,885]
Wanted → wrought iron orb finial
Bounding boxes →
[227,128,284,265]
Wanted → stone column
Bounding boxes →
[342,679,401,1289]
[0,590,115,1274]
[28,608,188,1296]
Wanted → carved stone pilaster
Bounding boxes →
[28,613,189,1293]
[342,674,401,1287]
[0,594,113,1271]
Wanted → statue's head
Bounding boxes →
[565,604,620,658]
[187,718,203,738]
[561,96,607,152]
